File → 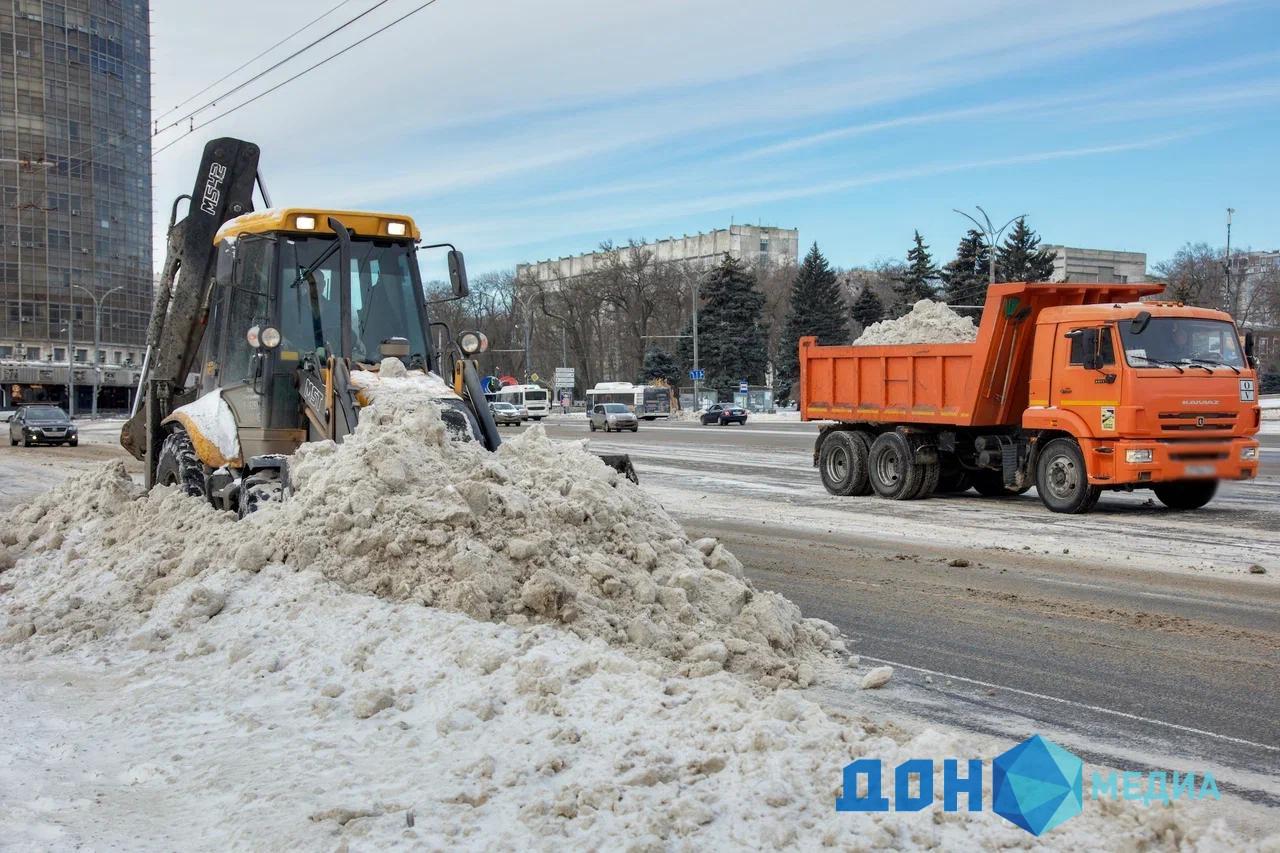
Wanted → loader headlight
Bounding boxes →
[386,220,407,236]
[295,215,317,230]
[1241,446,1258,460]
[458,331,488,355]
[1125,449,1153,464]
[246,325,261,348]
[260,326,281,349]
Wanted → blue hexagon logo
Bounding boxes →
[992,735,1084,836]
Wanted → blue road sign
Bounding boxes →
[689,369,705,380]
[739,380,749,392]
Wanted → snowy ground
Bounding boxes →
[2,411,1277,849]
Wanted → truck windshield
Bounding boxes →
[280,236,428,365]
[1119,318,1244,369]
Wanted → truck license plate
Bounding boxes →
[1185,464,1215,477]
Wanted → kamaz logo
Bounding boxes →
[1180,400,1219,406]
[199,162,227,215]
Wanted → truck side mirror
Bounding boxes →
[448,250,469,299]
[1244,331,1258,369]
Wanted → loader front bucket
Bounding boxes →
[597,453,639,484]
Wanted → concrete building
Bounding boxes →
[1,1,152,410]
[1041,245,1147,284]
[517,224,799,284]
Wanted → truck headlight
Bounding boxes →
[1241,446,1258,460]
[1125,449,1153,463]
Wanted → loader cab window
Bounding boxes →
[223,237,272,383]
[351,241,427,366]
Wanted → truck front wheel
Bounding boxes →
[1036,437,1100,514]
[868,432,923,500]
[1153,480,1218,510]
[818,431,871,496]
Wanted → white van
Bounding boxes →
[495,383,551,419]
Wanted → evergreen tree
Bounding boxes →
[940,229,990,314]
[639,346,679,386]
[996,217,1057,283]
[683,253,769,400]
[851,287,885,331]
[777,243,848,399]
[894,231,940,311]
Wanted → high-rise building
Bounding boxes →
[517,224,799,285]
[0,1,152,410]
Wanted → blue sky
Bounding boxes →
[150,0,1280,275]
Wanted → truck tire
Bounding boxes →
[818,431,870,496]
[911,458,941,499]
[1152,480,1218,510]
[155,428,207,499]
[1036,437,1100,514]
[868,432,923,500]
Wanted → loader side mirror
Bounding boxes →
[448,249,469,298]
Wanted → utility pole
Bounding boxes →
[64,320,74,418]
[691,275,701,406]
[72,283,124,418]
[953,206,1025,285]
[1224,208,1235,313]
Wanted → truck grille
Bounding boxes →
[1158,412,1236,431]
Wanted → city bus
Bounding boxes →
[585,382,672,419]
[494,383,551,419]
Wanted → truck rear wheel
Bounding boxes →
[868,432,923,500]
[1036,437,1100,514]
[155,428,207,500]
[911,458,941,499]
[818,431,870,496]
[1152,480,1218,510]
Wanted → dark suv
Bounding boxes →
[8,405,78,447]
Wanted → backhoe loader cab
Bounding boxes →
[122,137,635,514]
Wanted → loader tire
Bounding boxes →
[1152,480,1217,511]
[155,429,207,500]
[868,432,923,500]
[818,431,870,496]
[1036,437,1100,514]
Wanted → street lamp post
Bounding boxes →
[1224,208,1235,313]
[62,320,74,418]
[691,275,701,405]
[953,206,1026,285]
[71,283,124,419]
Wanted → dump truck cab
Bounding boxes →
[1026,300,1260,494]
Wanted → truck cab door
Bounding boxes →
[1051,324,1121,435]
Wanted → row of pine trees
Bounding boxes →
[644,218,1057,400]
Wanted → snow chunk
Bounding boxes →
[855,299,977,345]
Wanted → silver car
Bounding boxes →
[589,403,638,433]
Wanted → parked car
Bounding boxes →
[589,403,639,432]
[700,404,748,426]
[490,401,524,426]
[8,404,78,446]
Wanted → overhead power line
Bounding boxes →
[154,0,442,156]
[153,0,396,138]
[153,0,358,126]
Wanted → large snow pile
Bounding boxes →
[0,385,1262,848]
[855,300,978,345]
[0,379,839,685]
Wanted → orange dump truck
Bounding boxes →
[798,282,1262,513]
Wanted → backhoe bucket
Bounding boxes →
[597,453,639,484]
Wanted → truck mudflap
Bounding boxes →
[597,453,639,484]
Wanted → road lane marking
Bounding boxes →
[859,654,1280,753]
